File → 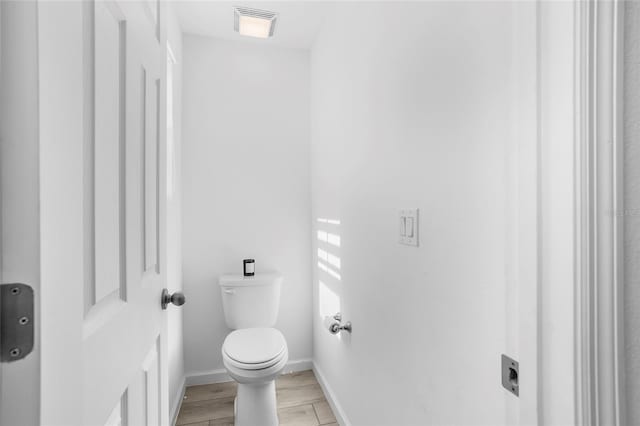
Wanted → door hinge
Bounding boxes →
[1,283,34,362]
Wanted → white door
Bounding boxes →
[1,0,172,424]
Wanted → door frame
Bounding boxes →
[574,0,626,425]
[0,2,41,424]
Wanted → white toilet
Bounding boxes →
[219,272,288,426]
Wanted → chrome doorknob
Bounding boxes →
[161,289,186,310]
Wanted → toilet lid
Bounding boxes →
[223,328,287,366]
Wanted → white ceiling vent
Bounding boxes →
[234,6,278,39]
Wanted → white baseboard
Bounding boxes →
[170,377,186,426]
[186,367,231,386]
[185,358,313,386]
[280,358,313,375]
[313,361,351,426]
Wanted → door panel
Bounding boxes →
[92,0,126,306]
[83,0,127,317]
[37,1,168,424]
[141,339,161,426]
[144,73,160,274]
[104,397,125,426]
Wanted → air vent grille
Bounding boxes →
[234,6,278,38]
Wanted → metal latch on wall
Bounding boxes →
[501,354,519,396]
[0,283,34,362]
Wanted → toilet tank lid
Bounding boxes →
[218,271,282,287]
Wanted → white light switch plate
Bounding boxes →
[399,208,419,246]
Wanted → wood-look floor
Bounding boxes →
[176,370,338,426]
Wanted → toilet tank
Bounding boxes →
[219,272,283,329]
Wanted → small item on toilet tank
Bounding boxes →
[243,259,255,276]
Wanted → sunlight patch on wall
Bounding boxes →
[316,217,342,318]
[318,248,341,270]
[317,218,341,225]
[318,260,341,281]
[319,280,340,319]
[317,230,341,247]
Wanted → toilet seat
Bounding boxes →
[222,328,287,371]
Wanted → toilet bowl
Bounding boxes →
[218,272,287,426]
[222,328,288,426]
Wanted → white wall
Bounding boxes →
[624,2,640,423]
[181,35,312,379]
[310,3,527,425]
[166,5,185,422]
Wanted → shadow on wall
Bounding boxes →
[316,218,341,321]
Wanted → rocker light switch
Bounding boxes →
[406,217,414,237]
[398,209,419,246]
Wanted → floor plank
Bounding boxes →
[278,404,319,426]
[209,417,235,426]
[312,400,337,425]
[276,370,318,389]
[184,381,237,403]
[276,383,326,409]
[176,397,235,425]
[176,370,336,426]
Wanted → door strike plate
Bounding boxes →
[1,283,34,362]
[501,354,519,397]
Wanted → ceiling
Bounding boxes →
[173,1,333,49]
